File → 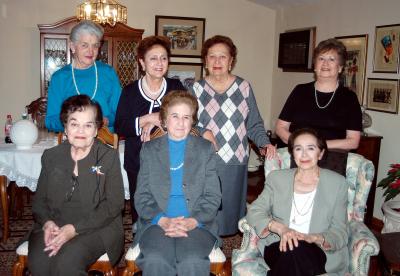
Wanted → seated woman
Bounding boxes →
[246,128,349,276]
[134,91,222,276]
[28,95,125,275]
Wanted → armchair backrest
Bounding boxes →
[264,147,375,222]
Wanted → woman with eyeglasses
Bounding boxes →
[45,20,121,132]
[28,95,125,275]
[275,38,362,151]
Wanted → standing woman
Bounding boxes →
[190,35,275,236]
[275,38,362,150]
[45,20,121,132]
[115,36,184,223]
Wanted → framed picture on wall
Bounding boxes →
[366,78,399,114]
[335,34,368,104]
[168,62,203,90]
[373,24,400,73]
[155,15,205,57]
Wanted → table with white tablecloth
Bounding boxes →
[0,138,130,242]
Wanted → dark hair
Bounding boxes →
[313,38,347,67]
[160,90,198,127]
[136,36,171,73]
[287,128,327,157]
[201,35,238,73]
[60,95,103,129]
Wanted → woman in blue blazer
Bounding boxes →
[134,91,222,276]
[246,128,349,275]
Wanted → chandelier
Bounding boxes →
[76,0,127,26]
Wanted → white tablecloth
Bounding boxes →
[0,139,130,199]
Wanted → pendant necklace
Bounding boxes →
[314,81,338,109]
[71,60,98,100]
[291,192,315,224]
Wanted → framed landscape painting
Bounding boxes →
[336,34,368,104]
[366,78,399,114]
[168,62,203,90]
[155,15,205,57]
[373,24,400,73]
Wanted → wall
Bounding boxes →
[0,0,276,132]
[272,0,400,219]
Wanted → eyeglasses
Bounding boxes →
[66,175,79,201]
[67,121,96,132]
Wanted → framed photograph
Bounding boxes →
[336,34,368,104]
[278,27,316,72]
[168,62,203,90]
[155,15,205,57]
[366,78,399,114]
[373,24,400,73]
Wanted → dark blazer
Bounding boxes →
[134,135,222,245]
[32,139,125,265]
[246,168,349,275]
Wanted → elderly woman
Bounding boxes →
[190,35,275,236]
[45,20,121,132]
[29,95,125,275]
[246,128,349,275]
[134,91,221,276]
[276,38,362,150]
[115,35,184,223]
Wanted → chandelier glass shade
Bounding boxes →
[76,0,127,26]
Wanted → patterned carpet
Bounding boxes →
[0,189,243,275]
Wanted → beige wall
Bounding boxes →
[0,0,275,132]
[271,0,400,219]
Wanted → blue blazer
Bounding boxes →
[134,135,222,245]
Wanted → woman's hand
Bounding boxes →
[42,220,59,247]
[139,113,161,128]
[279,227,303,252]
[203,130,218,151]
[158,217,198,238]
[44,224,77,257]
[141,123,155,142]
[260,144,277,160]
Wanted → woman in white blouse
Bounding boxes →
[246,128,349,275]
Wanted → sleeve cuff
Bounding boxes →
[135,117,142,136]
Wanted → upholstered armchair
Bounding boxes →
[233,148,380,275]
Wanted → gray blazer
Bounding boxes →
[246,168,349,275]
[32,140,125,265]
[134,135,222,245]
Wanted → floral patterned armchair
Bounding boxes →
[232,148,380,275]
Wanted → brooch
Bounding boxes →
[91,165,104,175]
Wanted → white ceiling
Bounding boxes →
[249,0,323,9]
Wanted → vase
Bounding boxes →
[382,200,400,233]
[10,119,39,150]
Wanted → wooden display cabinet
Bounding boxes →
[38,17,144,97]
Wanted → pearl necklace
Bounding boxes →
[71,60,98,100]
[314,82,338,109]
[142,77,166,98]
[170,162,184,171]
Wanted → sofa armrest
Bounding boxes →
[232,218,269,275]
[348,220,380,275]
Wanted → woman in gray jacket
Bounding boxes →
[246,128,349,275]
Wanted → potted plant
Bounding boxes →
[378,163,400,233]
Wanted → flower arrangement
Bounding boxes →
[378,164,400,202]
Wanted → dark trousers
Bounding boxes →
[127,170,139,223]
[28,228,106,276]
[136,225,216,276]
[264,241,327,276]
